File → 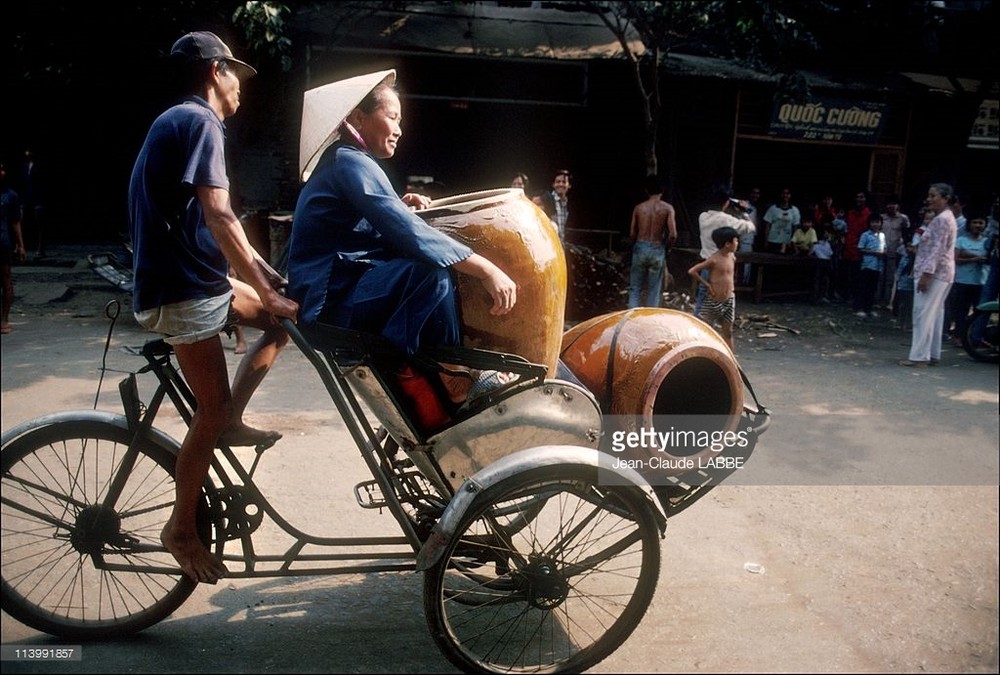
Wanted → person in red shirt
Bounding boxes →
[843,190,872,305]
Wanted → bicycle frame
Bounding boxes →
[107,334,437,579]
[98,313,613,580]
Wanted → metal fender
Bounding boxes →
[415,444,665,572]
[2,410,182,455]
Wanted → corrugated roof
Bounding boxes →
[295,2,645,60]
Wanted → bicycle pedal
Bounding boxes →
[353,479,388,510]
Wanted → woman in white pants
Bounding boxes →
[901,183,957,367]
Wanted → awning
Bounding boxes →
[294,2,645,60]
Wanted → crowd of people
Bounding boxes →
[683,183,997,356]
[607,177,997,359]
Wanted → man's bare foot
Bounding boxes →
[161,522,226,584]
[234,341,248,354]
[217,423,282,449]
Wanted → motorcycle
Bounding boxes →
[961,298,1000,364]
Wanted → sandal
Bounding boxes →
[457,370,514,412]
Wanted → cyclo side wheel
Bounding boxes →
[1,419,216,639]
[423,465,662,674]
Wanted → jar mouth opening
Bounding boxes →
[421,188,522,217]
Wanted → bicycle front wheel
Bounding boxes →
[1,419,214,639]
[424,465,662,674]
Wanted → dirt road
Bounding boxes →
[1,250,997,673]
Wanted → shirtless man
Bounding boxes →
[688,226,740,349]
[628,175,677,308]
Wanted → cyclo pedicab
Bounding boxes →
[1,188,769,673]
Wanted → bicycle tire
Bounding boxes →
[1,419,216,639]
[423,464,661,674]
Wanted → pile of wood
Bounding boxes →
[565,243,629,320]
[565,243,694,320]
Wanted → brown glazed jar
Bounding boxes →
[560,307,745,429]
[421,189,567,377]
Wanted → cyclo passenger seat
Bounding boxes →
[297,322,547,438]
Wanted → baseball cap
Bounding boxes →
[170,31,257,79]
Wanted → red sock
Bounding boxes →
[396,366,451,430]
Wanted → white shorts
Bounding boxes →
[135,292,235,346]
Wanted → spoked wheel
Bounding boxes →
[962,308,1000,363]
[1,420,216,639]
[424,465,662,674]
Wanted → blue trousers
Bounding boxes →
[629,241,665,308]
[320,259,460,355]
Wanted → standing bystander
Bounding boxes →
[19,148,46,259]
[894,237,917,332]
[695,186,755,316]
[949,216,989,345]
[1,161,27,334]
[879,196,910,310]
[762,187,800,254]
[689,226,741,350]
[628,174,677,308]
[536,170,572,242]
[900,183,957,367]
[854,213,886,317]
[843,190,872,305]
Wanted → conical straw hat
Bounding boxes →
[299,69,397,182]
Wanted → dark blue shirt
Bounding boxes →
[287,142,472,325]
[0,187,20,250]
[128,96,232,312]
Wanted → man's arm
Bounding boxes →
[629,205,639,241]
[688,258,712,285]
[665,204,677,246]
[197,186,298,320]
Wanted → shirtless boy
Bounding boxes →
[688,226,740,349]
[628,175,677,308]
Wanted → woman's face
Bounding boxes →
[926,187,950,215]
[355,90,402,159]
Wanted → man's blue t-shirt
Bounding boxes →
[128,96,232,312]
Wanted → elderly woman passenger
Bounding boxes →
[286,70,517,407]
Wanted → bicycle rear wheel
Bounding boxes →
[423,465,662,674]
[1,419,215,639]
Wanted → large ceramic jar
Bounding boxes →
[560,308,745,426]
[421,189,566,377]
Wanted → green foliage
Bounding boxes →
[233,1,294,71]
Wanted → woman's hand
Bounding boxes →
[401,193,432,211]
[479,267,518,316]
[452,253,518,315]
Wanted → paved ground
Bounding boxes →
[1,246,997,673]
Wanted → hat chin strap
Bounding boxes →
[341,121,370,153]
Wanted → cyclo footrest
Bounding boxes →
[353,479,388,509]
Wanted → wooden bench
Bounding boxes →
[673,248,820,304]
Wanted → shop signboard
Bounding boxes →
[768,97,888,144]
[967,98,998,150]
